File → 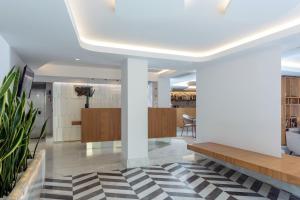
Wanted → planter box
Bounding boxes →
[5,150,46,200]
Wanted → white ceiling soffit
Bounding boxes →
[171,73,196,87]
[115,0,184,18]
[65,0,300,62]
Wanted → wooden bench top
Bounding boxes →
[187,142,300,186]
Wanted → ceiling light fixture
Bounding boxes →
[173,80,195,88]
[108,0,116,11]
[186,81,196,90]
[173,81,189,87]
[75,58,80,61]
[185,85,196,90]
[218,0,232,14]
[157,69,169,74]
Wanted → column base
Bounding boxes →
[122,157,149,168]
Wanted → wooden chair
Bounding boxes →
[181,114,196,137]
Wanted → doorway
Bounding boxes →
[30,82,53,139]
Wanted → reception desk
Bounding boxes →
[81,108,121,142]
[77,108,177,143]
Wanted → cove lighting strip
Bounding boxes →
[281,60,300,69]
[65,0,300,61]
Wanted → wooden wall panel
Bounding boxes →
[282,76,300,145]
[81,108,121,142]
[81,108,177,142]
[148,108,177,138]
[176,108,196,128]
[281,77,286,145]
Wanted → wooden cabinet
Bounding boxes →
[282,76,300,145]
[282,77,286,145]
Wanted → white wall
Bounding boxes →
[35,63,159,82]
[157,77,171,107]
[0,35,24,83]
[53,82,121,141]
[10,47,25,68]
[0,36,10,82]
[196,46,282,157]
[148,82,158,107]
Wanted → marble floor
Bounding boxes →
[40,158,300,200]
[33,132,300,199]
[33,134,196,177]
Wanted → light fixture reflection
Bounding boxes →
[218,0,232,14]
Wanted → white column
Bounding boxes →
[157,77,171,107]
[121,58,149,167]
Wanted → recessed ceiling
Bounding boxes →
[65,0,300,61]
[1,0,300,70]
[0,0,193,69]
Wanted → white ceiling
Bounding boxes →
[66,0,300,61]
[1,0,300,71]
[0,0,193,70]
[68,0,299,51]
[0,0,124,69]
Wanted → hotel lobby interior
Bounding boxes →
[1,0,300,199]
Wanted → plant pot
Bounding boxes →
[6,150,45,200]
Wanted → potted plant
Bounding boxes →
[0,68,47,198]
[74,86,95,108]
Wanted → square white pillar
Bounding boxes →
[157,77,171,107]
[121,58,149,168]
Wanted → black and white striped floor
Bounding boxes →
[40,159,300,200]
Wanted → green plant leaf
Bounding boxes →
[33,119,48,158]
[0,128,24,162]
[0,71,15,98]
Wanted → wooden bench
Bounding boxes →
[187,142,300,186]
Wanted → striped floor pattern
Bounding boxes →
[40,159,300,200]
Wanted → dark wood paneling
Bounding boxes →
[72,121,82,125]
[148,108,177,138]
[81,108,121,142]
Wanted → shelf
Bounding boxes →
[281,76,300,145]
[285,97,300,105]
